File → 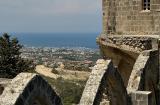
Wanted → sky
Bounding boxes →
[0,0,102,33]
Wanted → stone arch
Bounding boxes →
[127,50,159,105]
[99,45,138,87]
[79,59,128,105]
[127,51,150,92]
[0,73,62,105]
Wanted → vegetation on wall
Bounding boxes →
[44,76,86,105]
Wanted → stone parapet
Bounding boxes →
[97,34,159,53]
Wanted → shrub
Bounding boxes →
[44,76,87,105]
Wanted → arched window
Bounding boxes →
[143,0,150,10]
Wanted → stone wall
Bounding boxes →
[143,50,159,105]
[79,59,128,105]
[102,0,160,35]
[80,50,159,105]
[127,49,159,105]
[0,73,62,105]
[96,0,160,105]
[97,35,159,87]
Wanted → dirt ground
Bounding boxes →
[35,65,90,80]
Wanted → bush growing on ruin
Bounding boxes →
[44,76,86,105]
[0,33,35,78]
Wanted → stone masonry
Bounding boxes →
[127,50,159,105]
[131,91,152,105]
[102,0,160,35]
[80,49,159,105]
[89,0,160,105]
[79,59,128,105]
[0,0,160,105]
[0,73,62,105]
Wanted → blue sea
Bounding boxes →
[9,33,99,49]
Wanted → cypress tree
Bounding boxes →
[0,33,35,78]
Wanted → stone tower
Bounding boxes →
[102,0,160,35]
[80,0,160,105]
[97,0,160,86]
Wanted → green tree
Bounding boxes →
[0,33,35,78]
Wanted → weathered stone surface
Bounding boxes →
[96,0,160,105]
[98,1,160,105]
[98,42,138,87]
[79,59,128,105]
[127,50,159,105]
[127,51,150,92]
[102,0,160,35]
[97,35,158,53]
[131,91,152,105]
[79,59,110,105]
[0,73,62,105]
[0,78,11,95]
[0,0,160,105]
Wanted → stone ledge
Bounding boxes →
[97,34,159,53]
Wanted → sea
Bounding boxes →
[9,33,99,49]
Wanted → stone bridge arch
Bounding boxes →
[0,73,62,105]
[79,59,128,105]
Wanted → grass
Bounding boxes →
[43,76,87,105]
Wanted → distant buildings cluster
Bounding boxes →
[21,47,101,71]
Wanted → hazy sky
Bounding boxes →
[0,0,102,33]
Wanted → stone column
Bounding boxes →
[131,91,152,105]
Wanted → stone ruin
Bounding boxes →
[79,50,159,105]
[79,0,160,105]
[0,73,62,105]
[0,0,160,105]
